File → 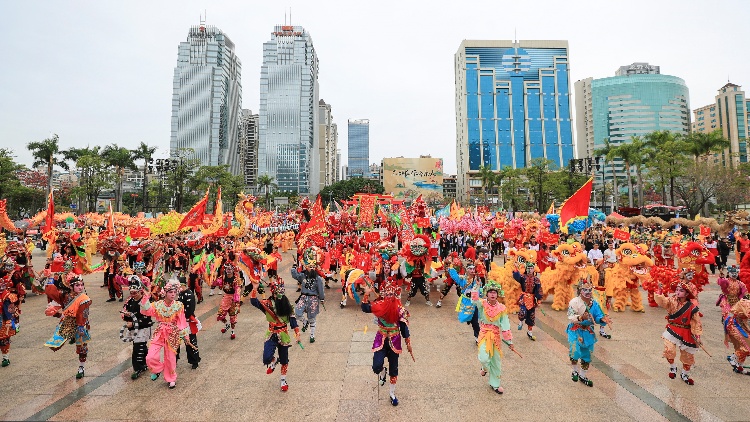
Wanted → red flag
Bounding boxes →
[699,225,711,237]
[297,195,327,248]
[613,228,631,241]
[178,190,209,231]
[559,178,593,225]
[42,191,55,234]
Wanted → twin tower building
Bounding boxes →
[170,23,326,196]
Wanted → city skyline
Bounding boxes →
[2,1,748,177]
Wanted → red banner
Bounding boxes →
[364,231,380,243]
[503,228,518,239]
[416,217,431,228]
[540,232,559,245]
[699,225,711,237]
[128,226,151,239]
[494,220,505,229]
[613,229,631,241]
[357,195,377,228]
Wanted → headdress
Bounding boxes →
[268,277,285,296]
[223,262,236,277]
[133,255,146,274]
[128,275,144,291]
[676,279,697,300]
[302,246,322,267]
[164,279,181,292]
[64,272,83,289]
[728,265,739,279]
[576,276,593,293]
[483,278,504,297]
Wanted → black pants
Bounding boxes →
[177,333,201,365]
[469,308,480,338]
[263,335,289,366]
[373,340,399,377]
[132,341,148,372]
[407,276,429,300]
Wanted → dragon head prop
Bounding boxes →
[615,242,654,278]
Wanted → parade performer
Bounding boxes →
[717,265,747,317]
[290,247,325,343]
[654,276,702,385]
[436,252,463,308]
[249,277,300,392]
[178,278,201,369]
[567,277,611,387]
[513,260,542,340]
[723,297,750,374]
[541,242,597,311]
[401,235,433,307]
[44,273,91,379]
[448,264,482,342]
[606,243,653,313]
[472,278,515,394]
[675,241,715,294]
[121,275,153,379]
[361,278,412,406]
[188,239,207,304]
[495,249,538,314]
[217,257,242,340]
[140,279,190,389]
[0,273,19,367]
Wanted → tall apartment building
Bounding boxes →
[318,100,339,190]
[455,40,574,202]
[238,109,260,190]
[692,82,750,166]
[348,119,370,178]
[575,64,690,183]
[258,25,320,195]
[336,150,342,181]
[170,23,242,175]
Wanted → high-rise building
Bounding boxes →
[258,25,319,195]
[170,23,242,175]
[348,119,370,178]
[692,82,750,166]
[336,149,342,181]
[575,68,690,182]
[318,100,339,190]
[455,40,574,202]
[238,109,260,190]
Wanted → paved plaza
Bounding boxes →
[1,249,748,422]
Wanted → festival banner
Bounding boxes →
[364,231,380,243]
[540,232,559,245]
[699,225,711,237]
[613,228,631,241]
[128,226,151,239]
[503,228,518,239]
[42,191,55,234]
[178,189,209,231]
[357,194,377,228]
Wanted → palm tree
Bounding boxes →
[643,130,688,206]
[102,144,137,212]
[63,146,102,212]
[611,140,639,208]
[477,165,496,206]
[256,175,277,210]
[131,142,157,212]
[27,134,69,206]
[594,138,619,209]
[685,129,732,163]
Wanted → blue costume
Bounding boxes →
[448,268,481,340]
[566,292,608,387]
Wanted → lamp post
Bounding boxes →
[568,157,602,204]
[130,193,139,216]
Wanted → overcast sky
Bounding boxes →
[2,0,748,175]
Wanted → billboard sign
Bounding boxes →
[383,157,443,202]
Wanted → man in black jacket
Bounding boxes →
[122,276,153,379]
[177,278,201,369]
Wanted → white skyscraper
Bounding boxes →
[259,25,320,195]
[170,23,242,175]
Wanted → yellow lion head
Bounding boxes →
[615,242,653,278]
[508,248,538,274]
[552,242,587,270]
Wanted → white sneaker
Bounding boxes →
[405,300,411,307]
[435,300,442,308]
[425,300,433,307]
[209,289,215,296]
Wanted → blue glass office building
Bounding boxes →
[347,119,369,178]
[455,40,573,200]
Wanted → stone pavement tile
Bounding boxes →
[336,399,379,422]
[347,352,374,366]
[1,394,55,421]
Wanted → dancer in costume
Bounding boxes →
[217,257,242,340]
[140,279,190,389]
[567,277,611,387]
[654,274,702,385]
[249,277,300,392]
[121,275,153,379]
[361,279,412,406]
[447,264,482,342]
[722,297,750,374]
[717,265,747,316]
[0,273,19,367]
[178,278,201,368]
[513,261,542,341]
[290,247,325,343]
[44,273,91,379]
[472,278,515,394]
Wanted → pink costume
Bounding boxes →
[140,296,188,383]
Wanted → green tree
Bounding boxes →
[685,129,731,163]
[524,158,557,212]
[131,142,157,212]
[73,152,110,212]
[256,174,278,210]
[187,165,245,213]
[102,144,137,212]
[165,149,200,212]
[27,134,69,205]
[497,167,523,212]
[611,139,646,208]
[477,165,498,207]
[643,130,690,206]
[320,177,384,205]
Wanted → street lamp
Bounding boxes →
[130,193,139,216]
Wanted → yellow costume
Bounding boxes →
[541,242,599,311]
[605,243,653,312]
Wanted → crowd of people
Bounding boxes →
[1,196,749,405]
